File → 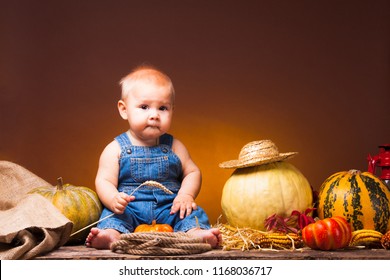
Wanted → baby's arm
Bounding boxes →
[95,141,134,214]
[170,138,202,219]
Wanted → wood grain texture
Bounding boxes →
[34,245,390,260]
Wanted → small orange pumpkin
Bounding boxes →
[134,220,173,232]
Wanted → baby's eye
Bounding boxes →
[140,105,149,110]
[159,106,168,111]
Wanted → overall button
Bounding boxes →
[126,148,132,154]
[161,147,168,153]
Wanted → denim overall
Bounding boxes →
[97,132,211,233]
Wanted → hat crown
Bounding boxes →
[219,139,297,169]
[238,140,279,161]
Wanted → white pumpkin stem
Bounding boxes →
[57,177,64,190]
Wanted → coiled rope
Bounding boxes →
[111,232,212,255]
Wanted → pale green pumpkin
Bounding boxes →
[221,161,313,230]
[28,177,102,244]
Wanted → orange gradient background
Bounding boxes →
[1,1,389,224]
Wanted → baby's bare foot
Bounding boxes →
[85,228,120,249]
[187,227,222,248]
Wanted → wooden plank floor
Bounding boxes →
[35,245,390,260]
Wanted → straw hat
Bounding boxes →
[219,140,298,169]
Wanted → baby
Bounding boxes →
[85,65,221,249]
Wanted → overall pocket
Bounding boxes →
[130,156,169,183]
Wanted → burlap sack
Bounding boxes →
[0,161,73,259]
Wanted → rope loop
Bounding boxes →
[111,232,212,255]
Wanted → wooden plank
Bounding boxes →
[35,245,390,260]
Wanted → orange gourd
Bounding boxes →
[302,216,352,250]
[134,220,173,232]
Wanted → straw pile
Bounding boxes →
[216,223,304,251]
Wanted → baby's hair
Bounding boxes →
[119,64,175,102]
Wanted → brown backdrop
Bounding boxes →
[1,0,389,224]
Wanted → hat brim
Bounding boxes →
[219,152,298,169]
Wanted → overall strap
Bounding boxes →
[159,134,173,147]
[115,132,131,156]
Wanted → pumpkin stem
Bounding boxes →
[152,220,156,226]
[349,169,361,175]
[57,177,64,190]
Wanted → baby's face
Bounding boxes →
[118,81,174,145]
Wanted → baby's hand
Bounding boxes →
[110,192,134,214]
[170,193,197,219]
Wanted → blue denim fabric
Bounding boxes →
[97,132,211,233]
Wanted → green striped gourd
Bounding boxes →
[317,169,390,233]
